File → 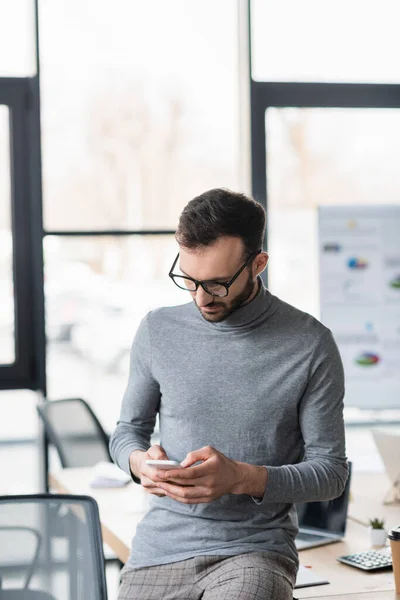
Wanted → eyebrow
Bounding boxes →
[180,267,231,282]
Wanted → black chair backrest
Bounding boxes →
[0,494,108,599]
[37,399,111,468]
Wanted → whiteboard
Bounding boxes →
[318,205,400,409]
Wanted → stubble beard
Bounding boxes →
[195,271,257,323]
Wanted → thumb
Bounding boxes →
[148,444,169,460]
[180,446,212,468]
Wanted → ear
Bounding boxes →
[253,252,269,277]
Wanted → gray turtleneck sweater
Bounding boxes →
[109,282,348,569]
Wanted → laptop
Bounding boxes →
[371,429,400,503]
[372,429,400,483]
[295,462,352,550]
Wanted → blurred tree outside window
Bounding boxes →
[39,0,240,429]
[40,0,240,232]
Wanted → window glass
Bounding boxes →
[45,235,187,428]
[40,0,240,230]
[266,107,400,415]
[266,107,400,317]
[0,106,15,364]
[0,390,40,494]
[0,0,36,76]
[251,0,400,83]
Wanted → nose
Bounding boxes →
[195,285,214,308]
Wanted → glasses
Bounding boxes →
[168,250,261,298]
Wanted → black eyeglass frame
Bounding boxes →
[168,249,262,297]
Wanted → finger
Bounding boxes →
[141,477,166,497]
[162,465,208,481]
[180,446,214,468]
[149,490,166,497]
[144,467,183,484]
[163,489,212,504]
[158,482,209,499]
[158,472,209,489]
[148,445,169,460]
[141,467,161,482]
[141,474,165,489]
[153,476,196,487]
[141,474,156,485]
[142,472,189,493]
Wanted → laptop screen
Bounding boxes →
[295,462,352,536]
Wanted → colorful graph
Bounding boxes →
[347,257,368,270]
[355,352,380,366]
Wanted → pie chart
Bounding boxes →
[355,352,380,366]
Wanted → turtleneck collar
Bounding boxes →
[190,277,278,330]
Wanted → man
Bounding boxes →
[110,188,348,600]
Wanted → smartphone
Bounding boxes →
[146,460,182,470]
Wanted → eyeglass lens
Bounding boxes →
[171,276,227,297]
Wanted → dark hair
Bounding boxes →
[176,188,266,257]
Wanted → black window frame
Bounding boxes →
[247,0,400,420]
[0,78,45,391]
[247,1,400,287]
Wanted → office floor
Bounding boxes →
[0,426,398,599]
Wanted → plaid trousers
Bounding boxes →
[118,551,297,600]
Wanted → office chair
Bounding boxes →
[36,398,123,569]
[36,398,111,468]
[0,494,108,599]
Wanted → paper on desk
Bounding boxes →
[90,461,131,488]
[294,565,329,589]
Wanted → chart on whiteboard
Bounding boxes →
[319,206,400,409]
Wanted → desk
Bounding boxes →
[49,470,400,599]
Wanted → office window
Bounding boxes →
[265,107,400,317]
[0,106,14,364]
[251,0,400,83]
[0,390,40,494]
[0,0,36,77]
[39,0,240,231]
[39,0,241,432]
[45,235,186,427]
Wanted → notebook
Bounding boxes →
[294,565,329,589]
[89,461,131,488]
[295,462,352,550]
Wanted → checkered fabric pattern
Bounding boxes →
[118,551,297,600]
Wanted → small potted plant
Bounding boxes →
[368,518,387,547]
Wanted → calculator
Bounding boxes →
[337,546,392,571]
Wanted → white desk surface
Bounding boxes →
[49,470,400,599]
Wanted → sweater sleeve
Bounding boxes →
[109,313,160,476]
[255,330,348,505]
